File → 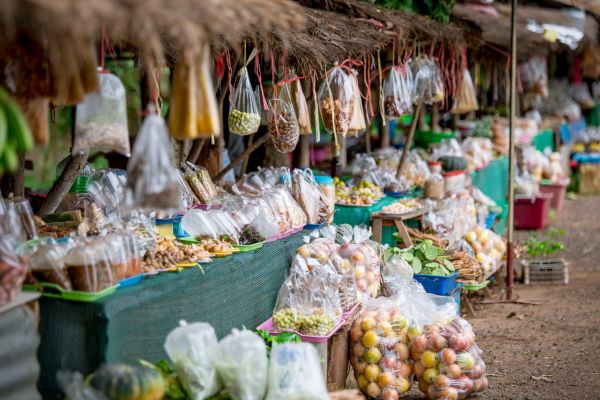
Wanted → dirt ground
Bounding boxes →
[458,195,600,400]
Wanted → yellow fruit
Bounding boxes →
[366,382,381,398]
[378,321,393,337]
[421,350,438,368]
[357,374,369,391]
[365,364,380,382]
[354,265,366,279]
[362,330,379,348]
[377,372,395,387]
[361,317,376,331]
[396,376,410,393]
[424,368,438,384]
[363,347,382,364]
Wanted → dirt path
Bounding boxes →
[465,195,600,400]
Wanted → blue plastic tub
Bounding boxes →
[414,272,457,296]
[449,283,463,315]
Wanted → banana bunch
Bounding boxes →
[0,88,34,174]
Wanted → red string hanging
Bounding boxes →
[254,54,268,111]
[215,54,225,79]
[225,50,234,103]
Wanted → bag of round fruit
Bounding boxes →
[294,235,358,312]
[229,67,261,136]
[321,224,381,301]
[349,297,415,399]
[410,316,488,400]
[272,261,342,337]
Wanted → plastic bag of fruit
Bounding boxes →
[272,261,342,337]
[349,297,414,399]
[294,234,358,312]
[318,65,354,137]
[322,224,381,300]
[383,66,414,120]
[164,320,221,400]
[229,67,261,136]
[266,343,329,400]
[410,316,487,400]
[215,329,268,400]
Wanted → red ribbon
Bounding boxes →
[99,25,117,73]
[254,54,268,111]
[215,54,225,79]
[225,50,234,103]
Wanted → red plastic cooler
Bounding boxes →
[539,178,569,211]
[514,192,553,230]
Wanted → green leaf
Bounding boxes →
[443,259,455,272]
[402,252,415,262]
[412,258,422,274]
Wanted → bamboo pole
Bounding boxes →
[38,150,89,215]
[241,133,255,175]
[506,0,518,300]
[396,98,424,180]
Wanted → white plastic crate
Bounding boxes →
[522,259,569,285]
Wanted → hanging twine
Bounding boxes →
[311,71,321,143]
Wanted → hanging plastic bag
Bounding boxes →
[290,76,311,135]
[452,69,479,114]
[266,343,329,400]
[349,297,414,399]
[0,236,28,305]
[229,67,261,136]
[318,66,353,137]
[347,70,366,136]
[164,320,221,400]
[74,72,130,155]
[411,58,444,104]
[126,111,182,211]
[215,330,268,400]
[383,66,414,119]
[182,162,219,204]
[268,84,300,153]
[520,56,548,97]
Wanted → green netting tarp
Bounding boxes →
[532,130,555,152]
[37,232,305,399]
[333,196,397,226]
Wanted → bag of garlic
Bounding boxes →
[229,67,261,135]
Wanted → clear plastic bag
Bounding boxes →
[290,76,311,135]
[11,198,37,239]
[383,66,414,119]
[291,169,322,225]
[74,72,130,155]
[164,320,221,400]
[262,188,307,232]
[229,67,261,136]
[176,169,201,209]
[411,58,444,104]
[323,224,381,301]
[182,162,218,204]
[411,316,487,400]
[294,236,358,312]
[100,233,132,281]
[347,71,366,136]
[181,209,241,244]
[381,253,425,297]
[318,66,354,137]
[272,260,342,336]
[268,85,300,153]
[0,236,28,305]
[451,69,479,114]
[464,226,506,278]
[87,169,127,218]
[1,200,27,242]
[126,113,182,211]
[266,343,329,400]
[520,56,548,97]
[215,330,268,400]
[30,240,74,290]
[64,239,115,292]
[349,297,414,399]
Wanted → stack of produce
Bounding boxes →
[335,179,383,206]
[350,298,414,399]
[451,251,484,284]
[394,240,455,277]
[411,317,488,399]
[464,226,506,277]
[381,199,423,215]
[142,236,211,272]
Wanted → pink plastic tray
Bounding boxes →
[257,302,360,344]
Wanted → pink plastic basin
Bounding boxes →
[539,178,569,211]
[514,192,553,230]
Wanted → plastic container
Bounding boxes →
[484,211,498,229]
[415,130,456,148]
[442,169,468,194]
[413,272,457,296]
[539,178,569,210]
[514,192,553,230]
[315,175,335,224]
[22,282,118,302]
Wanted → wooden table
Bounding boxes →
[371,206,429,248]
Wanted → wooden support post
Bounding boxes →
[215,134,269,181]
[298,135,310,169]
[241,133,255,175]
[1,152,25,198]
[186,139,207,164]
[396,98,424,180]
[38,151,89,215]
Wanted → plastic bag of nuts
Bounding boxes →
[318,66,354,137]
[229,67,261,135]
[383,66,414,119]
[268,85,300,153]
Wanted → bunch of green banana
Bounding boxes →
[0,88,33,174]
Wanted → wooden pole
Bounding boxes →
[241,133,255,175]
[396,98,424,180]
[298,135,310,168]
[214,134,269,181]
[38,150,89,215]
[186,139,207,164]
[506,0,518,300]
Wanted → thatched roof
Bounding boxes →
[453,3,598,61]
[0,0,305,99]
[298,0,465,45]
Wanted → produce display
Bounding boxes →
[464,226,506,278]
[350,298,414,399]
[335,179,383,206]
[424,193,477,250]
[142,236,211,273]
[318,66,353,137]
[451,251,484,284]
[381,198,423,215]
[229,67,261,136]
[196,238,237,254]
[89,363,166,400]
[272,307,339,336]
[394,240,455,276]
[411,317,488,399]
[268,88,300,153]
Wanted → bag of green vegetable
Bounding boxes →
[266,343,329,400]
[394,239,456,276]
[164,320,221,399]
[215,330,268,400]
